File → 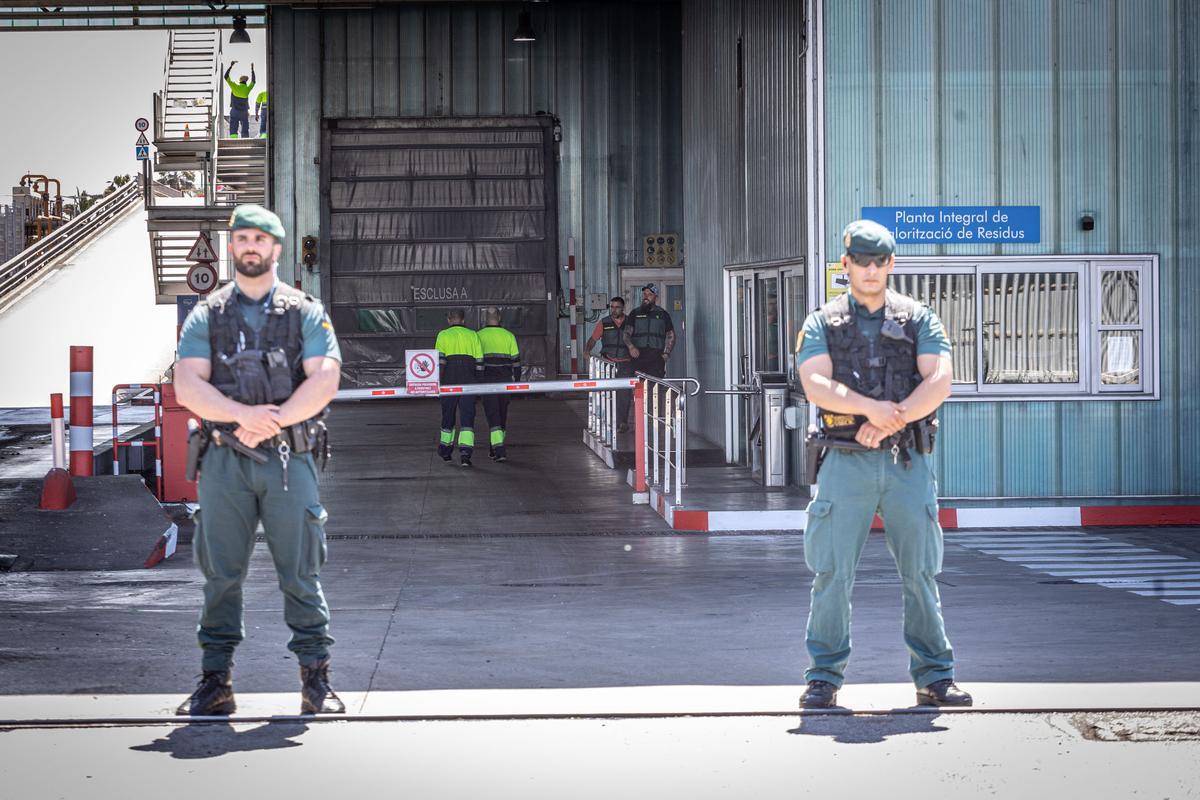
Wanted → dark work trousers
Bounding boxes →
[632,350,668,420]
[229,108,250,138]
[613,360,635,426]
[439,395,477,457]
[259,111,268,137]
[481,366,512,456]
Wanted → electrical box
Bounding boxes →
[590,293,608,310]
[642,233,679,267]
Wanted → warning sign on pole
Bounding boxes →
[136,132,149,147]
[405,350,440,396]
[186,233,218,264]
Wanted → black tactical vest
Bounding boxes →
[630,305,670,351]
[600,315,630,359]
[821,290,922,406]
[205,281,310,405]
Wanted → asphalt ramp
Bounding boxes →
[0,475,176,572]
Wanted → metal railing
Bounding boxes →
[635,372,701,507]
[0,181,142,312]
[587,355,622,450]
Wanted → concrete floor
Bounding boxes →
[4,397,1200,796]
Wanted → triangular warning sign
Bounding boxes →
[187,233,218,263]
[135,132,149,147]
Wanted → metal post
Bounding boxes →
[663,386,672,498]
[634,380,647,493]
[651,381,660,487]
[675,392,684,506]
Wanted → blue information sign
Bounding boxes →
[135,145,150,161]
[176,294,198,325]
[861,205,1040,245]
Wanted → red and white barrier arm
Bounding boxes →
[335,377,638,401]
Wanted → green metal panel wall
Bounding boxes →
[825,0,1195,499]
[269,1,683,373]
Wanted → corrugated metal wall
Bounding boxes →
[826,0,1197,498]
[270,1,683,373]
[681,0,808,441]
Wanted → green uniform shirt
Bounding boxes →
[226,77,254,99]
[256,90,269,108]
[435,325,483,384]
[477,326,519,359]
[178,281,341,362]
[796,292,950,368]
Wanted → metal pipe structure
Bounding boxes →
[335,376,637,401]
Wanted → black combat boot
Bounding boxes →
[300,657,346,714]
[176,670,236,716]
[916,679,973,707]
[460,452,473,468]
[799,680,839,709]
[492,445,507,463]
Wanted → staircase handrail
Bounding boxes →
[0,181,143,309]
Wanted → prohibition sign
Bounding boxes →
[186,262,218,294]
[135,117,150,132]
[409,352,437,380]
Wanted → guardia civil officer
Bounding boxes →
[435,309,483,466]
[623,283,675,379]
[795,219,971,709]
[585,296,633,431]
[174,204,344,716]
[478,307,520,461]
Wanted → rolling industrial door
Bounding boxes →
[321,116,558,388]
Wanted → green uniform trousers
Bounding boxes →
[193,443,333,672]
[803,448,955,689]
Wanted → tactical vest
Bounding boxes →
[630,305,670,351]
[205,281,309,406]
[821,290,922,408]
[599,315,630,360]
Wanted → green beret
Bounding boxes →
[842,219,895,257]
[229,204,286,241]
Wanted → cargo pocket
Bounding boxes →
[303,504,329,574]
[803,499,835,573]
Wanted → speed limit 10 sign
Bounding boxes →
[186,262,218,294]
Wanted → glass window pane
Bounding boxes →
[784,274,805,383]
[755,276,780,373]
[982,272,1079,384]
[1101,331,1141,385]
[1101,270,1140,325]
[891,273,976,384]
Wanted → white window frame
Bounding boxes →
[891,255,1159,402]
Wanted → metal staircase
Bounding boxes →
[215,138,266,205]
[154,30,220,170]
[146,29,268,303]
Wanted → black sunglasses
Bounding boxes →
[846,251,892,268]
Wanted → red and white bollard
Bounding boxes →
[69,345,93,476]
[38,392,77,510]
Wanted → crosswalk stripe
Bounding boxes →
[1131,589,1200,596]
[1045,567,1200,576]
[994,555,1186,562]
[951,529,1200,609]
[978,548,1152,556]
